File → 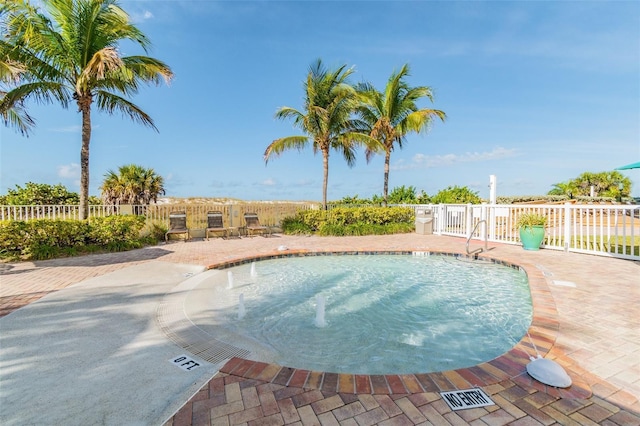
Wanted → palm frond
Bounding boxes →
[403,108,447,133]
[333,137,358,167]
[0,58,26,83]
[0,97,36,136]
[121,56,173,85]
[0,81,70,110]
[275,106,305,126]
[87,47,123,79]
[94,89,156,129]
[264,135,309,163]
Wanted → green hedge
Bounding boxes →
[281,206,415,236]
[0,216,151,260]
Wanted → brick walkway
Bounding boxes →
[1,234,638,425]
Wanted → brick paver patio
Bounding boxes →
[1,233,638,425]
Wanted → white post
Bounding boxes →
[466,203,474,239]
[480,203,488,241]
[489,175,497,204]
[435,204,444,234]
[489,175,497,241]
[563,202,572,252]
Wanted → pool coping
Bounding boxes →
[194,248,592,399]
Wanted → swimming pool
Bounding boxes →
[184,253,532,375]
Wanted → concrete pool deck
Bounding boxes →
[0,233,638,425]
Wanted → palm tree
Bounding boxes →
[100,164,165,205]
[548,181,577,198]
[356,64,446,206]
[553,171,631,198]
[264,59,377,209]
[0,0,173,219]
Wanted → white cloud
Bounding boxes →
[261,178,276,186]
[57,163,80,179]
[49,125,81,133]
[57,163,80,189]
[128,9,154,23]
[394,147,518,171]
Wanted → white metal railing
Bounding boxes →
[2,202,638,260]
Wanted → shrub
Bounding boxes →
[0,182,79,205]
[88,216,146,245]
[88,216,147,251]
[0,215,148,260]
[495,195,624,204]
[329,195,375,205]
[0,221,30,259]
[431,186,482,204]
[140,220,168,243]
[20,220,90,259]
[281,206,415,236]
[496,195,568,204]
[317,222,415,236]
[280,216,314,234]
[384,185,430,204]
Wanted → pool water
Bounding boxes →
[189,254,532,375]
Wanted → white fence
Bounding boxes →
[2,202,639,260]
[0,202,319,228]
[416,203,640,261]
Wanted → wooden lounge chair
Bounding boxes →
[165,211,190,242]
[243,212,271,237]
[205,211,228,240]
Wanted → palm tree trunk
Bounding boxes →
[79,99,92,220]
[322,150,329,210]
[383,151,391,207]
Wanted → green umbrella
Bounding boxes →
[615,161,640,170]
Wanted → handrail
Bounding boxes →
[466,219,488,255]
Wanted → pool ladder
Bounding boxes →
[466,220,488,255]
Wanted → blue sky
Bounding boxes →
[2,1,639,201]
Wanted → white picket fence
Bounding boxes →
[2,202,639,260]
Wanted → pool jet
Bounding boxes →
[238,293,246,320]
[525,332,572,388]
[227,271,234,289]
[315,295,327,328]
